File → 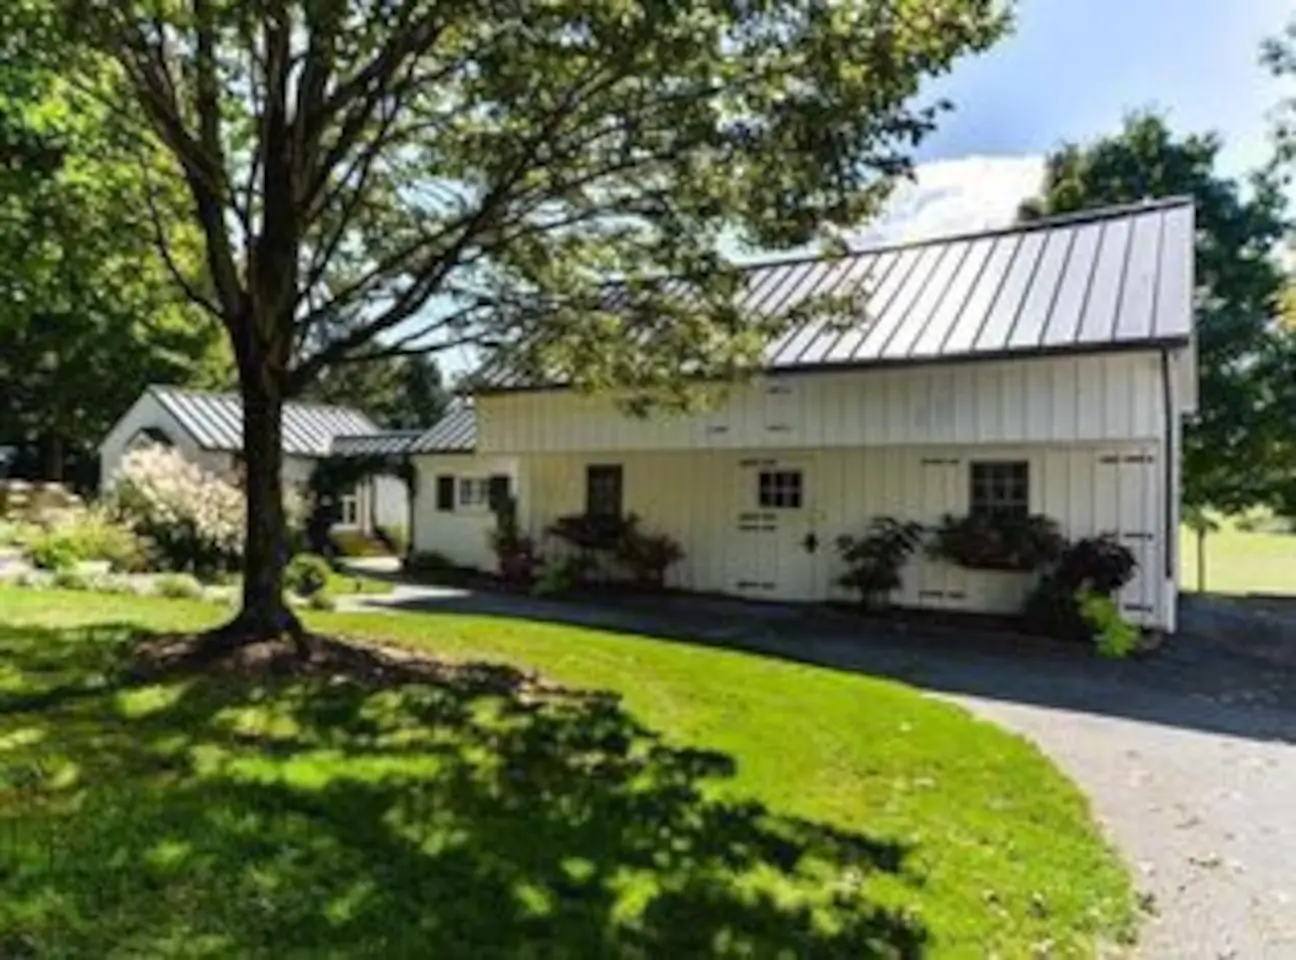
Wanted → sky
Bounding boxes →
[859,0,1292,244]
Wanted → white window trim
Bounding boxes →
[457,476,491,511]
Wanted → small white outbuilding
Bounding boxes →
[99,385,408,535]
[411,199,1197,632]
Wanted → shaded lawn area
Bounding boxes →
[1180,523,1296,595]
[0,589,1135,957]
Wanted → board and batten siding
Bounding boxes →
[477,351,1177,454]
[521,442,1174,629]
[410,454,520,571]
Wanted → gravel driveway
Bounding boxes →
[343,579,1296,958]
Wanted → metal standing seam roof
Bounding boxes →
[148,386,379,457]
[330,431,424,458]
[478,197,1195,390]
[407,406,477,454]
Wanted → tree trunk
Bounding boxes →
[1196,526,1207,594]
[206,363,303,652]
[40,434,64,482]
[238,370,297,636]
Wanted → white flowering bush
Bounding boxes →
[109,445,245,576]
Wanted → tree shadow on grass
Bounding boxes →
[0,622,926,958]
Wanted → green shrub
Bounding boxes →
[613,519,684,589]
[1025,537,1139,645]
[929,513,1065,572]
[27,532,83,571]
[307,591,338,611]
[26,513,147,573]
[532,555,595,597]
[490,497,541,589]
[52,569,91,591]
[285,553,333,598]
[835,517,925,608]
[1078,591,1139,658]
[154,573,204,600]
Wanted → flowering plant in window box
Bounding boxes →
[928,512,1064,572]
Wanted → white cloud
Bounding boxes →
[851,155,1046,247]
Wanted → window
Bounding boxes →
[339,488,360,526]
[970,461,1029,519]
[758,469,803,509]
[585,465,623,518]
[458,476,491,510]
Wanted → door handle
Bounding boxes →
[801,532,819,554]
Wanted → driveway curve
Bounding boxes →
[342,580,1296,958]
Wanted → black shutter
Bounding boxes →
[488,474,511,512]
[436,475,455,512]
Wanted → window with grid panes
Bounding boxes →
[758,469,803,509]
[585,465,623,518]
[969,461,1029,519]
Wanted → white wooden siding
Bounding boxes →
[478,352,1168,455]
[512,443,1171,628]
[410,454,520,571]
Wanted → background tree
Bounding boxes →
[305,355,451,430]
[0,44,230,487]
[14,0,1009,646]
[1021,112,1295,588]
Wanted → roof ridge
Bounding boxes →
[148,383,372,419]
[738,196,1194,272]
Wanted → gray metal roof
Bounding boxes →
[408,406,476,454]
[330,431,423,458]
[149,386,378,457]
[479,198,1195,390]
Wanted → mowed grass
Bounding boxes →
[0,588,1135,957]
[1180,523,1296,595]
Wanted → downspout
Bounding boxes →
[1159,348,1175,579]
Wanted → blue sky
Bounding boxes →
[854,0,1293,245]
[923,0,1289,175]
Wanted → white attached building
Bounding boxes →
[99,385,408,535]
[412,199,1197,632]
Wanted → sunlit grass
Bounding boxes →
[0,588,1135,957]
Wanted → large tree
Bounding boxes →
[306,355,450,430]
[12,0,1009,646]
[1021,113,1295,550]
[0,37,230,485]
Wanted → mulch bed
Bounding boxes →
[130,629,564,703]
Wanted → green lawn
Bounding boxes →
[1180,523,1296,595]
[0,589,1135,957]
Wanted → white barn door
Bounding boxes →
[732,455,818,601]
[916,457,968,608]
[1094,448,1162,626]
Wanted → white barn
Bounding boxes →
[99,385,408,535]
[411,199,1197,632]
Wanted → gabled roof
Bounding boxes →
[408,406,476,454]
[148,386,378,457]
[330,431,424,458]
[478,197,1195,391]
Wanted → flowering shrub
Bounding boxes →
[108,446,245,576]
[929,513,1065,572]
